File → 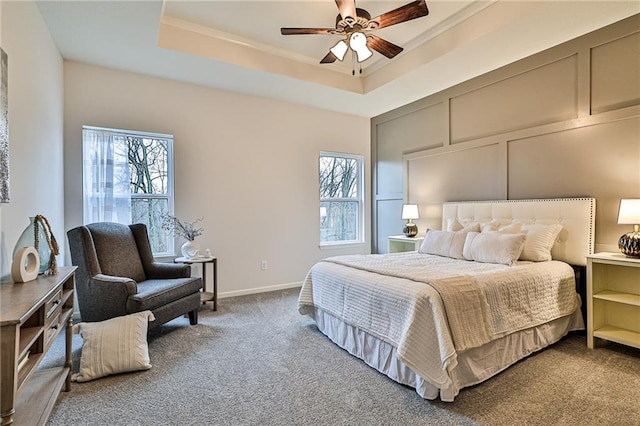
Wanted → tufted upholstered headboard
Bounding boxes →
[441,198,596,266]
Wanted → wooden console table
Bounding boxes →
[0,266,76,425]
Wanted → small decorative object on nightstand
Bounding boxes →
[401,204,419,237]
[617,199,640,258]
[586,252,640,349]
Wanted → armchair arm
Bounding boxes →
[90,274,138,294]
[145,262,191,279]
[81,274,138,322]
[129,223,192,279]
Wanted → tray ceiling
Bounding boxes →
[36,1,640,117]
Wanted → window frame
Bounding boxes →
[82,125,175,257]
[319,151,365,248]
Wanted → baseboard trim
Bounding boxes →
[219,281,303,299]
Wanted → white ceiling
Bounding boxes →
[36,0,639,118]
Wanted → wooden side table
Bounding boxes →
[387,235,425,253]
[175,256,218,311]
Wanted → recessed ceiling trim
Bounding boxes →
[157,17,364,94]
[361,0,497,76]
[401,0,497,55]
[160,15,355,74]
[362,0,544,93]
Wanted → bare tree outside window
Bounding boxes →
[319,152,364,243]
[84,126,174,256]
[127,136,171,253]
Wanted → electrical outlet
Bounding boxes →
[261,260,268,270]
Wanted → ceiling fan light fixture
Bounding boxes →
[281,0,429,66]
[349,32,372,63]
[330,39,349,61]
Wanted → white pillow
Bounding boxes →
[447,218,481,232]
[480,221,498,233]
[463,232,526,265]
[519,223,563,261]
[481,221,522,234]
[419,229,468,259]
[72,310,155,382]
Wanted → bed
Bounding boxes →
[299,198,595,402]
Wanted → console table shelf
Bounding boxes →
[1,266,76,426]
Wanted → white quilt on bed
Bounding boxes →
[298,252,579,391]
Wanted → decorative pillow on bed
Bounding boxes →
[446,218,481,232]
[419,229,469,259]
[71,310,155,383]
[481,221,522,234]
[518,223,563,262]
[462,232,526,265]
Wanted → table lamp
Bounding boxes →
[402,204,419,237]
[617,198,640,258]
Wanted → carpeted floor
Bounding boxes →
[43,288,640,425]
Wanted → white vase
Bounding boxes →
[181,240,200,259]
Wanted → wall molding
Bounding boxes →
[371,14,640,253]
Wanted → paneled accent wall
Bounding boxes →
[450,55,579,144]
[591,31,640,113]
[371,15,640,254]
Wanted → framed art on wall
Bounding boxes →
[0,47,9,203]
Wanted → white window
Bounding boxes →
[319,151,364,245]
[82,126,174,256]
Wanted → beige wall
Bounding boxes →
[63,62,371,297]
[372,15,640,254]
[0,1,64,280]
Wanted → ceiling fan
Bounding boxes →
[281,0,429,66]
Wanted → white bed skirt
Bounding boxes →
[310,307,584,402]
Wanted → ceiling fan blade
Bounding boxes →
[335,0,357,21]
[320,51,338,64]
[370,0,429,30]
[280,28,338,35]
[281,28,336,35]
[367,35,404,59]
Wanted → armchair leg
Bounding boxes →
[188,309,198,325]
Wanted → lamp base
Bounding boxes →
[619,231,640,258]
[403,222,418,238]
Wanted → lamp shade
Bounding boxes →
[401,204,419,220]
[617,199,640,224]
[330,40,348,61]
[349,32,373,63]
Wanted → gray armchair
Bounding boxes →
[67,222,202,329]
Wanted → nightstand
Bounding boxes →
[586,252,640,349]
[387,235,425,253]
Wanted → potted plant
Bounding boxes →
[161,214,204,259]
